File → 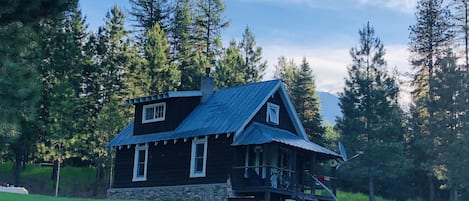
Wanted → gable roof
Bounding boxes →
[108,79,309,147]
[233,122,340,159]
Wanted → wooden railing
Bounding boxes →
[231,166,336,200]
[232,166,296,192]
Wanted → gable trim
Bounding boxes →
[234,81,308,140]
[278,84,308,140]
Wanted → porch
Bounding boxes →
[230,144,338,201]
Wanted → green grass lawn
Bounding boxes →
[0,192,131,201]
[0,162,105,197]
[0,163,393,201]
[337,191,390,201]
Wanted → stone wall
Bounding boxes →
[107,183,231,201]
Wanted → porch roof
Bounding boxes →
[232,122,341,159]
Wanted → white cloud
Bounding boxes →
[357,0,418,13]
[261,43,412,96]
[236,0,417,13]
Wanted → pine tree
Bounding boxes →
[273,56,297,91]
[239,26,267,83]
[170,0,202,90]
[274,57,324,143]
[96,5,132,104]
[214,40,244,88]
[144,23,180,93]
[0,22,41,183]
[428,50,468,201]
[337,23,407,201]
[193,0,229,66]
[409,1,454,199]
[292,58,324,143]
[451,0,469,70]
[36,7,92,195]
[0,0,76,25]
[129,0,171,38]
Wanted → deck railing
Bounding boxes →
[232,166,296,192]
[231,166,336,200]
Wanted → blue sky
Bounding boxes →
[79,0,417,94]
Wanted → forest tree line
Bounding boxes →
[0,0,468,201]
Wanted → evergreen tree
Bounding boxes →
[273,56,297,91]
[428,50,468,201]
[0,23,41,183]
[337,23,407,201]
[89,5,136,187]
[170,0,202,90]
[193,0,229,66]
[292,58,324,143]
[451,0,469,70]
[144,24,180,93]
[239,26,267,82]
[96,5,132,104]
[409,1,454,199]
[274,57,324,143]
[129,0,171,37]
[36,7,92,195]
[214,40,244,88]
[0,0,75,25]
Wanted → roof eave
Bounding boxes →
[125,91,202,105]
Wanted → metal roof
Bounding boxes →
[109,80,283,147]
[125,91,202,105]
[232,122,341,159]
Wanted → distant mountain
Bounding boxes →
[317,92,342,125]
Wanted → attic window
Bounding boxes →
[142,102,166,123]
[266,102,280,125]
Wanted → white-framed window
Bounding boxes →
[190,136,208,178]
[142,102,166,123]
[132,144,148,182]
[266,102,280,125]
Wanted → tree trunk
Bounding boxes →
[13,152,22,184]
[429,175,435,201]
[450,184,458,201]
[54,160,61,197]
[368,167,375,201]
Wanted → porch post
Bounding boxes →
[292,149,297,192]
[265,191,271,201]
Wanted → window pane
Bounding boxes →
[138,150,146,162]
[138,163,145,176]
[145,107,154,120]
[196,143,204,157]
[195,158,203,172]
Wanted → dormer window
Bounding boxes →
[266,102,279,125]
[142,102,166,123]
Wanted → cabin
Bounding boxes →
[107,73,341,201]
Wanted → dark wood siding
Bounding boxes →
[133,97,200,135]
[113,135,234,188]
[252,91,297,134]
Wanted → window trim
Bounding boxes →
[189,136,208,178]
[142,102,166,123]
[266,102,280,125]
[132,144,148,182]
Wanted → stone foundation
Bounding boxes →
[107,183,231,201]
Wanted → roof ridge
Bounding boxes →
[216,79,281,92]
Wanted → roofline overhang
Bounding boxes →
[125,91,203,105]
